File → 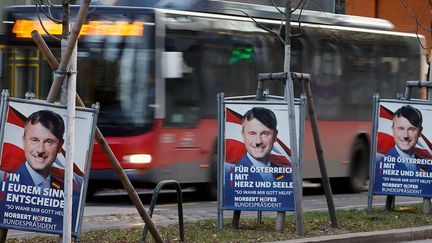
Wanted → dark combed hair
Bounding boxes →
[26,110,65,140]
[394,105,423,129]
[243,107,277,130]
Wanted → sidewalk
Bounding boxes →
[272,225,432,243]
[5,199,432,242]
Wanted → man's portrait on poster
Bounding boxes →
[0,103,95,234]
[373,102,432,198]
[377,105,430,172]
[0,109,82,206]
[19,110,66,189]
[233,107,290,182]
[223,105,295,211]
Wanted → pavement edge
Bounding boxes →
[272,225,432,243]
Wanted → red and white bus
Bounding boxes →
[0,1,427,198]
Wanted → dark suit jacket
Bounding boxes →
[384,146,424,172]
[15,162,64,190]
[235,154,290,182]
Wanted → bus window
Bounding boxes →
[6,47,41,98]
[164,43,201,128]
[163,13,286,122]
[79,44,156,136]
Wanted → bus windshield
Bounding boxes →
[76,36,155,137]
[2,8,156,137]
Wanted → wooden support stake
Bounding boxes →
[294,72,339,228]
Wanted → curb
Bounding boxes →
[271,225,432,243]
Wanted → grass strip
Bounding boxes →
[8,203,432,243]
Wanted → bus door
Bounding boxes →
[5,47,42,98]
[156,46,213,183]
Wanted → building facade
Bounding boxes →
[346,0,431,51]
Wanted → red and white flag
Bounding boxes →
[0,106,85,188]
[224,107,291,167]
[377,104,432,159]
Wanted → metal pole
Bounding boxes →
[405,80,432,89]
[0,92,8,243]
[141,180,184,242]
[368,93,380,212]
[217,93,225,229]
[427,55,432,213]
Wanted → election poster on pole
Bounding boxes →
[371,98,432,198]
[221,98,304,212]
[0,95,98,236]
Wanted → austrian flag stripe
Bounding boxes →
[1,172,6,200]
[379,158,383,174]
[378,104,432,158]
[230,167,233,188]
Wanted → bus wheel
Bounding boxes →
[207,152,218,200]
[349,139,370,192]
[85,184,98,201]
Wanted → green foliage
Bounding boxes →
[8,204,432,243]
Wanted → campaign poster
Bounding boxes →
[224,102,300,211]
[374,100,432,197]
[0,99,97,235]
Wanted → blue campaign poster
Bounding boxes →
[223,103,297,211]
[0,100,96,235]
[374,101,432,197]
